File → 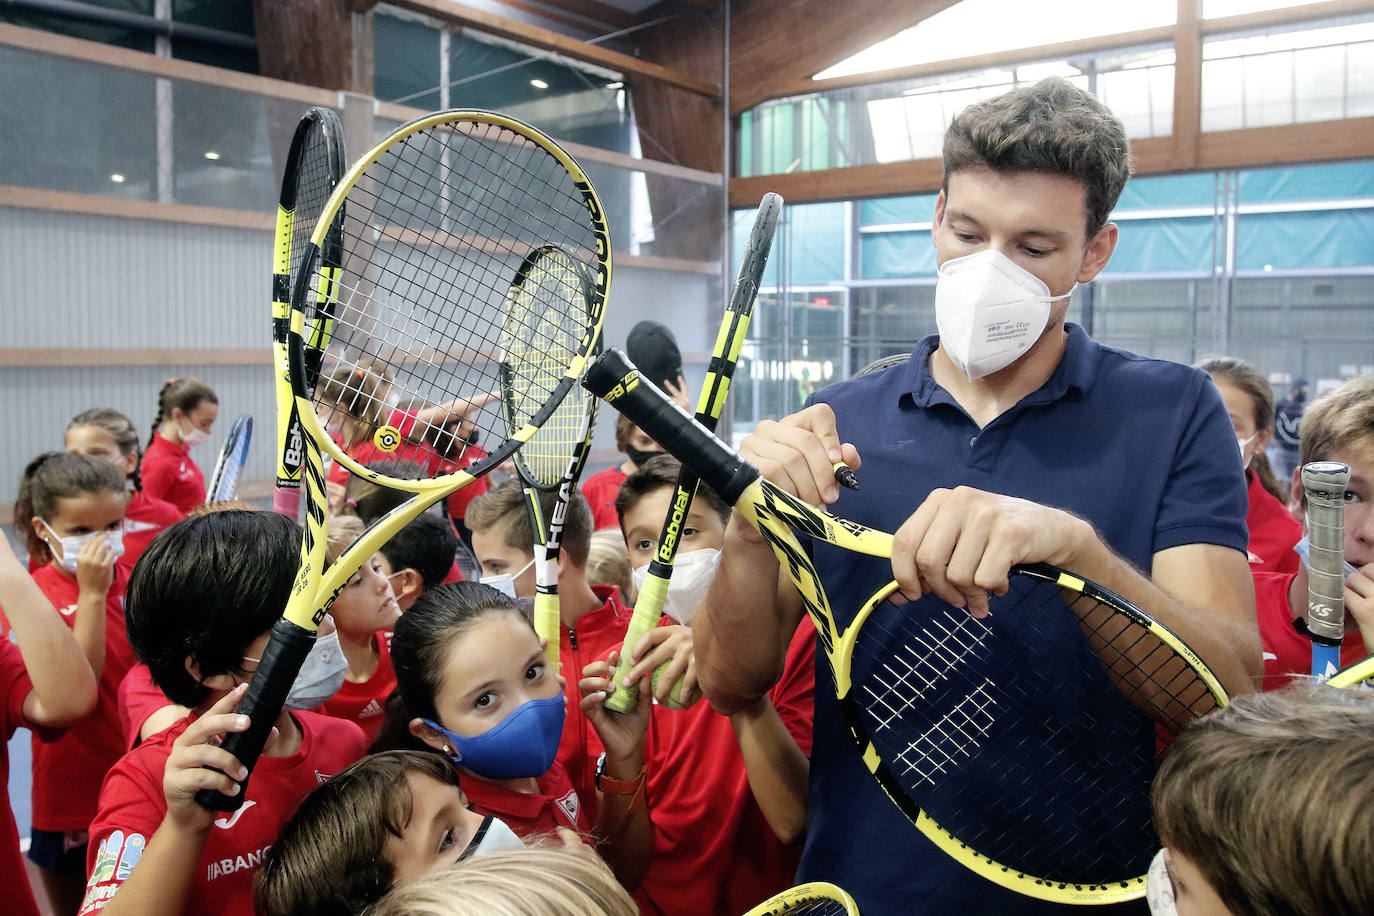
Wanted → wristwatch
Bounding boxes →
[594,752,647,795]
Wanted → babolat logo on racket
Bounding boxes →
[373,425,402,453]
[604,371,639,403]
[659,488,691,562]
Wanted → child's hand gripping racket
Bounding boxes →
[603,192,782,713]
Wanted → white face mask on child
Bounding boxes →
[458,815,527,861]
[1145,849,1179,916]
[480,557,534,600]
[631,547,722,626]
[40,519,124,575]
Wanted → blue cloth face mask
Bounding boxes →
[423,694,565,780]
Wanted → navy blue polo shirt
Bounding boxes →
[796,323,1247,915]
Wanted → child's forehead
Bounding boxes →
[1329,439,1374,480]
[441,614,537,678]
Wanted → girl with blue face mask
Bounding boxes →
[14,451,130,913]
[388,581,654,892]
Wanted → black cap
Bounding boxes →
[626,320,683,391]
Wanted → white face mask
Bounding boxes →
[935,249,1073,380]
[280,631,348,710]
[1145,849,1178,916]
[480,557,534,600]
[459,815,527,860]
[1236,431,1260,467]
[631,547,722,626]
[40,519,124,575]
[1293,534,1358,581]
[180,420,211,448]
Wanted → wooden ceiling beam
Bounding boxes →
[727,0,960,115]
[752,25,1178,112]
[498,0,640,32]
[383,0,720,96]
[728,120,1374,208]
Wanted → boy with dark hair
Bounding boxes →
[377,513,460,611]
[78,510,368,916]
[697,76,1259,913]
[1150,684,1374,915]
[1255,375,1374,688]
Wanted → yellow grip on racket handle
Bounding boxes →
[605,573,669,713]
[533,590,560,671]
[584,349,759,505]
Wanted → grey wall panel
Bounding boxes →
[0,364,275,513]
[0,209,271,348]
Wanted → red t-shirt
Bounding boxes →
[458,758,590,840]
[1245,471,1301,575]
[632,617,817,916]
[434,444,490,521]
[1256,570,1369,690]
[318,632,396,745]
[580,465,628,531]
[121,490,184,569]
[326,409,435,489]
[141,433,206,514]
[0,639,42,916]
[117,664,177,751]
[30,563,135,831]
[79,711,367,916]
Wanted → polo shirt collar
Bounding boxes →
[899,322,1101,409]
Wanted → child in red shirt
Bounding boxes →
[382,581,652,889]
[316,516,401,744]
[255,750,587,916]
[1254,376,1374,688]
[1199,358,1302,574]
[15,452,132,914]
[141,378,219,514]
[65,408,184,568]
[0,530,100,916]
[614,455,816,914]
[78,510,369,916]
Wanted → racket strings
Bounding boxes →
[304,117,600,473]
[1064,590,1221,737]
[845,580,1183,885]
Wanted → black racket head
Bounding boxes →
[291,110,609,485]
[840,566,1225,896]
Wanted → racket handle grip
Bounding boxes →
[605,569,671,714]
[272,486,302,519]
[584,349,758,504]
[1302,461,1350,655]
[194,617,316,812]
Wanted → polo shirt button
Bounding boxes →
[970,436,978,446]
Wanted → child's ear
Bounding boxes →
[410,717,452,754]
[184,656,236,691]
[392,568,424,608]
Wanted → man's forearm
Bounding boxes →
[694,519,795,714]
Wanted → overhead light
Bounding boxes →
[530,78,549,89]
[110,173,125,183]
[605,81,623,90]
[203,150,221,160]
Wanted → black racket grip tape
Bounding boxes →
[194,617,316,811]
[584,349,759,504]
